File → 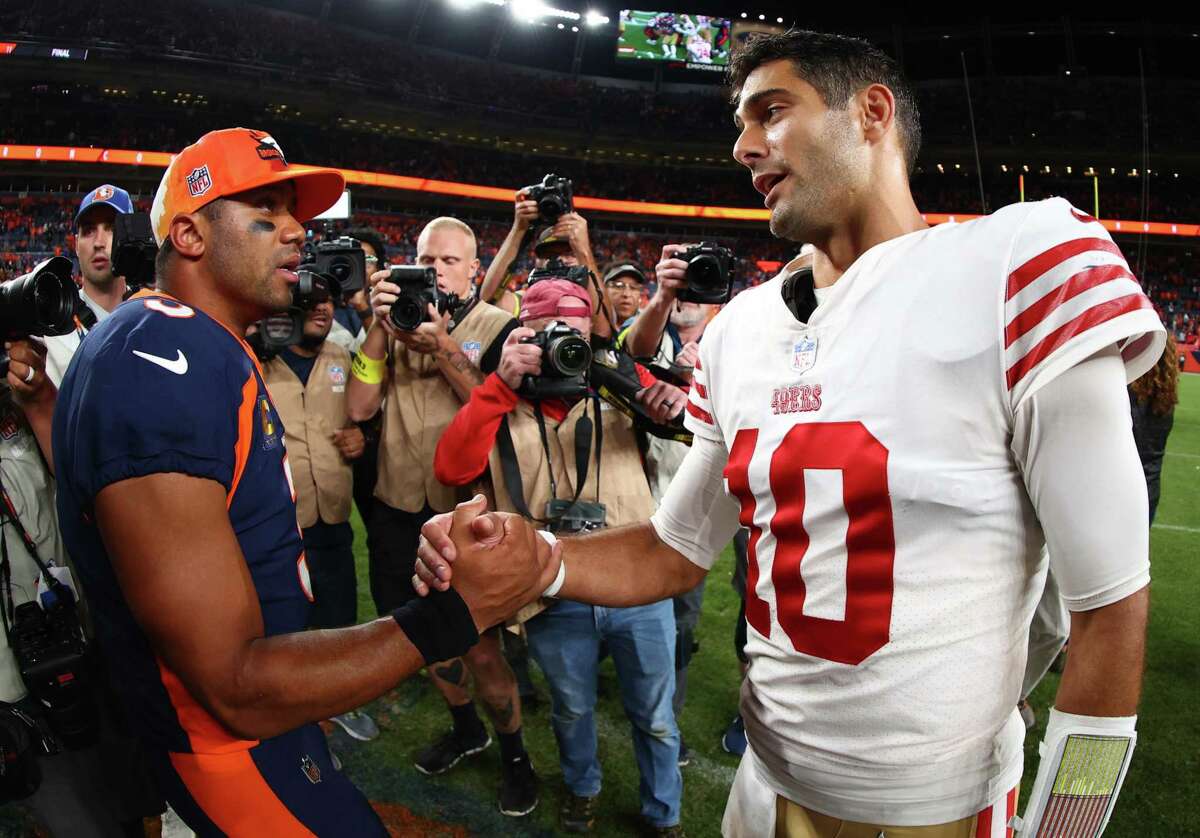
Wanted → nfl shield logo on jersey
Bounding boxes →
[791,335,818,374]
[186,165,213,198]
[462,341,482,366]
[299,755,322,784]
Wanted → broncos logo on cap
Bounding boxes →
[250,131,288,166]
[94,185,115,201]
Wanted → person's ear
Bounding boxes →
[168,213,205,260]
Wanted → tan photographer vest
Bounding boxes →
[375,301,514,513]
[487,396,657,528]
[263,342,355,529]
[489,395,657,626]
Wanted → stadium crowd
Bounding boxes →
[2,192,1197,347]
[3,0,1198,153]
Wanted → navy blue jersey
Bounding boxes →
[54,291,312,754]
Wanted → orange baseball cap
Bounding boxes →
[149,127,345,245]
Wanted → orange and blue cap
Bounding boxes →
[76,184,133,227]
[149,128,345,245]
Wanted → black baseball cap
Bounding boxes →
[603,262,646,285]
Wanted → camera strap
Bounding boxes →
[495,395,601,522]
[0,476,64,619]
[446,297,477,334]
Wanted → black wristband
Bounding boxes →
[391,589,480,665]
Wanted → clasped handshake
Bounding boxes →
[411,494,564,629]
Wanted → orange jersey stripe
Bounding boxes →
[155,656,256,755]
[169,750,316,837]
[228,374,258,508]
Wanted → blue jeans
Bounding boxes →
[526,598,681,828]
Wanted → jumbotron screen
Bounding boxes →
[616,11,732,66]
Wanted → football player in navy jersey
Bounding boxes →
[52,128,560,837]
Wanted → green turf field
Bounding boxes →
[2,380,1193,837]
[331,374,1200,836]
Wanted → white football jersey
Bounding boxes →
[683,198,1163,824]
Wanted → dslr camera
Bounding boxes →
[300,235,366,300]
[111,212,158,292]
[0,256,79,380]
[517,320,592,401]
[522,174,574,224]
[387,266,458,332]
[9,585,97,751]
[678,242,734,304]
[527,258,591,289]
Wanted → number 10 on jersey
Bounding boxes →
[724,422,896,666]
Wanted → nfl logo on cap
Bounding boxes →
[186,165,213,198]
[94,185,114,201]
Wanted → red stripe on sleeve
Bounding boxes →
[433,372,520,486]
[694,381,708,398]
[1005,293,1154,391]
[1006,238,1125,300]
[694,357,702,371]
[686,399,714,426]
[1005,264,1135,348]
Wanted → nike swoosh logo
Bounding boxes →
[132,349,189,375]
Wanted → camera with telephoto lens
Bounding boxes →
[522,174,574,224]
[0,256,79,381]
[527,258,591,289]
[300,235,366,299]
[9,588,97,750]
[517,320,592,401]
[111,212,158,292]
[545,499,607,534]
[678,242,734,304]
[387,266,457,332]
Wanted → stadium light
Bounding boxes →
[510,0,548,22]
[758,13,766,19]
[776,17,783,23]
[585,10,609,26]
[740,12,747,18]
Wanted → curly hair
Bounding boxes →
[1130,332,1180,417]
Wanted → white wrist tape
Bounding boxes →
[536,530,566,598]
[1016,708,1137,836]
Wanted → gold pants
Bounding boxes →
[775,795,1003,838]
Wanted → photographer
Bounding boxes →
[262,298,377,744]
[603,261,646,326]
[347,217,538,816]
[618,244,720,766]
[478,187,611,337]
[432,278,687,836]
[336,226,388,527]
[44,185,134,387]
[0,339,133,836]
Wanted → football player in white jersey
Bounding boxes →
[414,29,1161,838]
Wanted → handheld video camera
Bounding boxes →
[522,174,574,224]
[527,258,591,289]
[678,242,734,304]
[111,212,158,293]
[301,235,366,299]
[0,256,79,380]
[517,320,592,401]
[246,270,332,361]
[9,586,97,751]
[387,266,458,332]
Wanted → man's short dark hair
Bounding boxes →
[345,226,387,263]
[728,29,922,176]
[154,200,225,282]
